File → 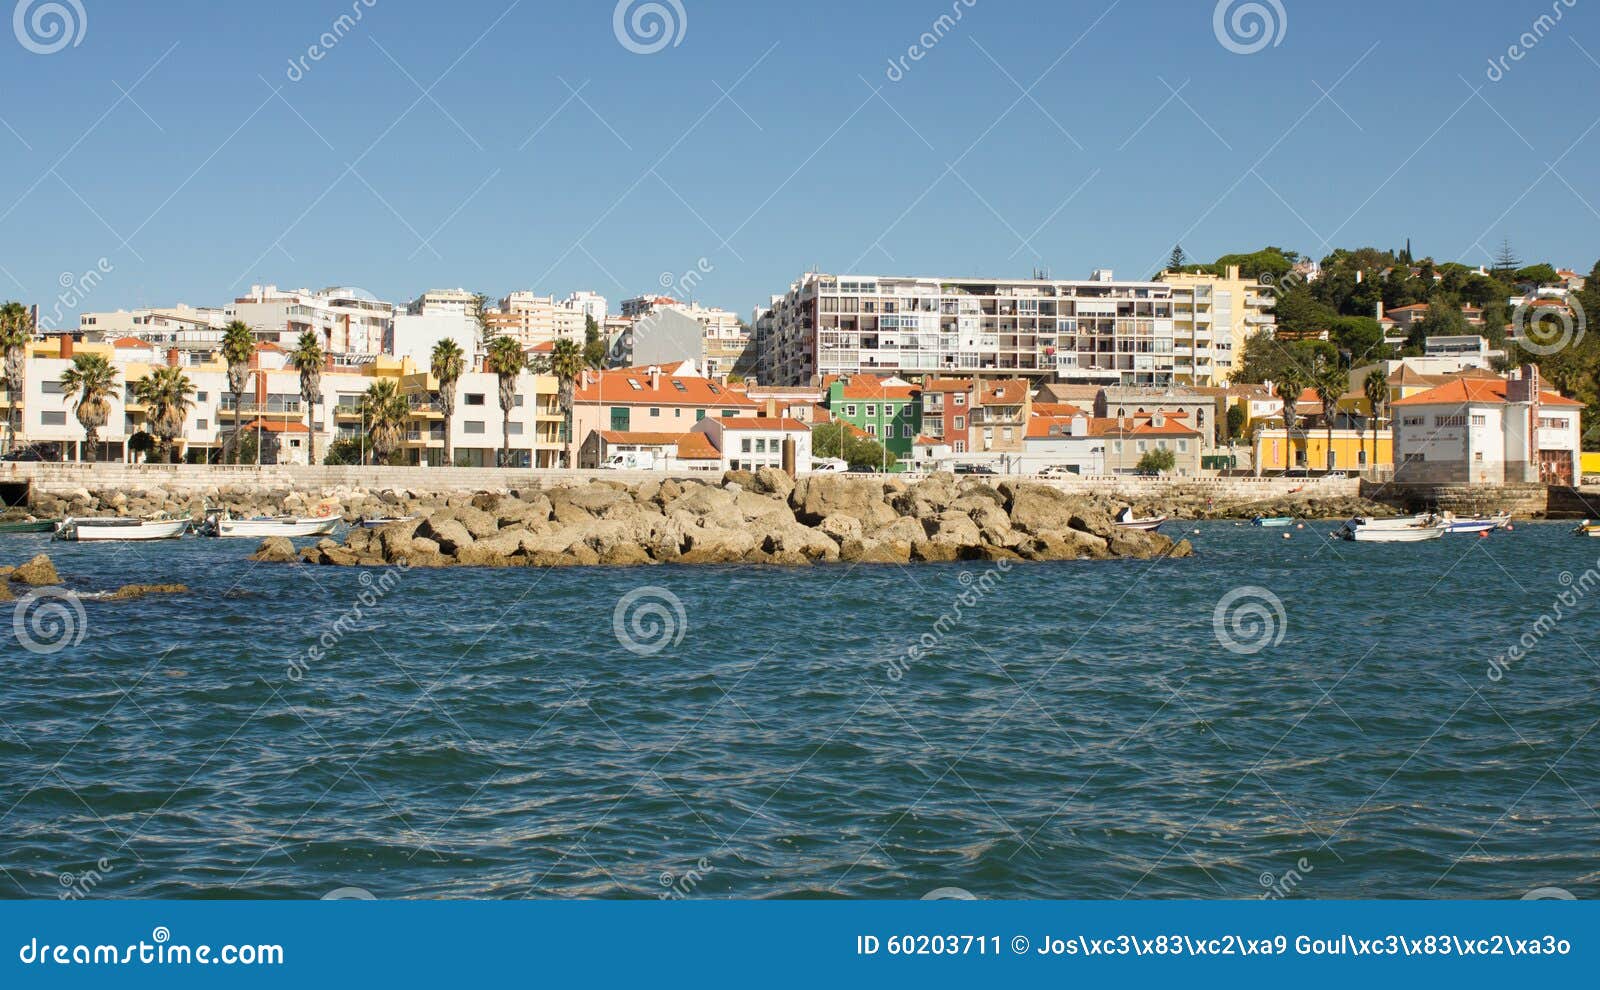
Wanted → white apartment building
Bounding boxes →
[78,304,232,342]
[387,312,477,371]
[564,290,608,327]
[692,416,811,472]
[232,285,395,357]
[489,292,586,348]
[409,288,481,319]
[763,270,1180,388]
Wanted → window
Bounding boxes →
[954,441,966,453]
[695,409,706,421]
[672,380,687,392]
[865,405,877,417]
[627,379,643,391]
[41,411,65,426]
[464,421,486,434]
[1474,451,1484,462]
[466,393,486,406]
[650,407,660,417]
[866,424,878,436]
[41,381,65,395]
[610,408,631,431]
[1112,441,1122,454]
[1002,428,1013,442]
[902,425,913,438]
[953,393,965,406]
[1403,415,1425,427]
[1177,440,1188,452]
[1435,414,1466,427]
[755,439,766,453]
[1137,441,1147,453]
[1471,415,1487,427]
[196,391,208,401]
[197,418,209,430]
[508,422,523,435]
[514,395,524,407]
[722,409,738,417]
[742,438,752,453]
[954,416,965,430]
[845,404,857,417]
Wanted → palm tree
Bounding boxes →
[1274,365,1307,473]
[60,354,117,463]
[546,337,588,468]
[430,338,466,467]
[132,366,196,463]
[1363,366,1389,475]
[486,335,527,468]
[0,301,33,455]
[358,379,409,465]
[1311,355,1349,474]
[220,320,256,464]
[288,331,325,465]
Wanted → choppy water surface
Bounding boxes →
[2,522,1597,900]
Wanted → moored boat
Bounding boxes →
[1575,520,1600,538]
[1251,516,1294,527]
[1439,511,1511,535]
[55,517,190,542]
[201,511,341,539]
[1338,516,1446,543]
[355,515,417,529]
[0,518,58,534]
[1113,507,1166,532]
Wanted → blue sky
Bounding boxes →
[2,0,1598,324]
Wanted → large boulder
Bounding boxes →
[925,510,982,548]
[417,516,474,555]
[818,513,863,544]
[250,537,298,563]
[105,583,189,601]
[752,466,795,499]
[839,538,912,564]
[9,554,61,587]
[453,505,501,540]
[790,476,897,527]
[760,521,841,562]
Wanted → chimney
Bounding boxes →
[58,334,73,359]
[765,398,777,418]
[166,347,180,368]
[649,366,661,390]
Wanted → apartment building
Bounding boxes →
[1155,266,1277,385]
[488,292,587,348]
[615,297,751,378]
[409,288,481,319]
[693,416,812,472]
[78,304,232,341]
[763,270,1180,388]
[232,285,395,357]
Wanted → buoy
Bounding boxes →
[1282,532,1291,540]
[1505,524,1514,532]
[1478,530,1489,539]
[1192,529,1201,536]
[1296,523,1305,530]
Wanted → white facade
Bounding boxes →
[1392,372,1583,485]
[232,285,395,357]
[388,313,476,371]
[692,418,811,472]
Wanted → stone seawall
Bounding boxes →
[1362,480,1588,518]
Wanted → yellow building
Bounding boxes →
[1254,428,1393,473]
[1158,265,1278,387]
[1582,451,1600,480]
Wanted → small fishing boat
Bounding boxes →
[55,517,190,542]
[1575,520,1600,538]
[1251,516,1294,527]
[355,515,417,529]
[1113,507,1167,532]
[0,518,58,534]
[1338,516,1446,543]
[201,510,341,539]
[1439,511,1511,535]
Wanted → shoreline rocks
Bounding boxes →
[268,473,1197,570]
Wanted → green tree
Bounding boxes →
[288,331,325,465]
[0,301,32,454]
[60,354,117,463]
[1274,364,1308,471]
[1513,264,1559,286]
[1136,447,1176,474]
[485,335,528,467]
[220,320,256,464]
[545,337,589,468]
[131,366,196,463]
[430,337,466,467]
[323,435,372,466]
[1311,353,1349,472]
[1362,366,1389,474]
[812,422,895,472]
[1166,244,1189,272]
[358,379,410,465]
[583,314,608,369]
[1225,404,1247,442]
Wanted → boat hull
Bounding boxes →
[0,520,57,534]
[1252,517,1294,527]
[1344,525,1445,543]
[57,518,189,541]
[1114,516,1166,532]
[213,515,340,539]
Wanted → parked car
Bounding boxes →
[1038,464,1080,478]
[810,458,849,473]
[0,446,44,462]
[600,451,658,470]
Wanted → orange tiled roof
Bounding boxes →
[834,374,920,400]
[1031,402,1084,417]
[1392,378,1583,408]
[573,367,756,407]
[1088,416,1201,438]
[977,380,1028,406]
[111,336,150,348]
[920,378,974,393]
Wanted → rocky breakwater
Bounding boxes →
[254,469,1194,569]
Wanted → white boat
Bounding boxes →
[204,512,341,539]
[1114,507,1167,532]
[1439,511,1511,535]
[1574,520,1600,538]
[55,517,190,542]
[1338,516,1446,542]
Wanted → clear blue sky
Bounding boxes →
[2,0,1597,324]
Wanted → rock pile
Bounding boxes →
[256,470,1195,569]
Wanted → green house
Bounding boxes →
[824,376,922,471]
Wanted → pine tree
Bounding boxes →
[1166,245,1189,272]
[1493,238,1521,278]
